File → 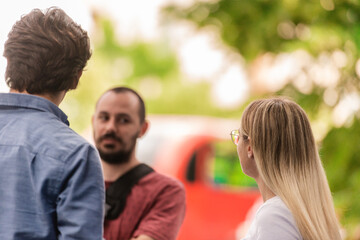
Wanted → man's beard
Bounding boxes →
[97,131,139,165]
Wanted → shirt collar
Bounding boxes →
[0,93,69,126]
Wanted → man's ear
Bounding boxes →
[71,70,83,89]
[139,120,149,138]
[78,70,83,79]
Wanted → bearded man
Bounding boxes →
[92,87,186,240]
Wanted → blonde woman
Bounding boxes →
[231,97,341,240]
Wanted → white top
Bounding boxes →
[242,196,303,240]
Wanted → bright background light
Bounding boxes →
[0,0,250,109]
[1,0,359,125]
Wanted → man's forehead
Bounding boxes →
[96,91,139,112]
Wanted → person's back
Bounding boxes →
[232,97,342,240]
[0,7,104,240]
[0,94,104,239]
[242,196,302,240]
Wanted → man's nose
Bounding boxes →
[104,119,116,133]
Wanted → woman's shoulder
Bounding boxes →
[253,196,302,239]
[257,196,292,218]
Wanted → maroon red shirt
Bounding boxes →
[103,171,186,240]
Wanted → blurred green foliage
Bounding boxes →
[321,120,360,236]
[162,0,360,108]
[163,0,360,59]
[62,16,242,132]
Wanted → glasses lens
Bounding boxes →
[231,130,240,145]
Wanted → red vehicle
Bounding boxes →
[136,115,261,240]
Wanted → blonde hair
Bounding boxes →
[240,97,341,240]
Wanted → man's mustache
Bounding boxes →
[99,133,122,143]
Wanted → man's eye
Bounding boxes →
[118,118,129,124]
[98,115,108,121]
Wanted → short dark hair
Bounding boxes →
[3,7,91,94]
[99,87,146,123]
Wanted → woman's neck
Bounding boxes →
[255,177,276,202]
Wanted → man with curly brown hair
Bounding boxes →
[0,7,104,240]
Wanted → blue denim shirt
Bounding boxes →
[0,93,105,240]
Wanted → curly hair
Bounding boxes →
[3,7,91,94]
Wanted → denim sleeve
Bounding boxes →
[56,144,105,240]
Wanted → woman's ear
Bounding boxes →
[247,138,253,158]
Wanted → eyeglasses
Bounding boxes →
[230,129,240,145]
